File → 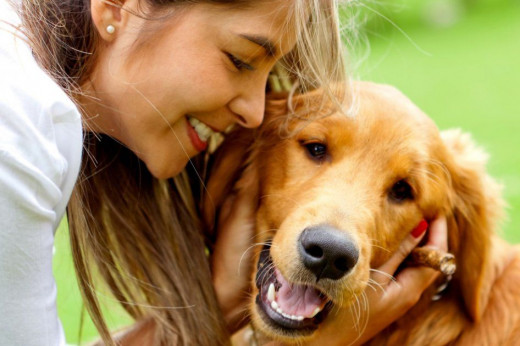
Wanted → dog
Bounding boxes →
[204,81,520,345]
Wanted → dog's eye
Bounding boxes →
[389,180,414,203]
[304,142,327,160]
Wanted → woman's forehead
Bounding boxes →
[172,1,298,56]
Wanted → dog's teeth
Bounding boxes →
[271,303,305,322]
[267,283,276,303]
[283,313,291,319]
[310,307,321,318]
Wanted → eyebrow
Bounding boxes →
[239,34,276,57]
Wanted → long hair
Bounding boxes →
[16,0,348,344]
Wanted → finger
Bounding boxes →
[386,264,440,306]
[383,216,449,303]
[217,164,259,237]
[425,215,448,251]
[218,193,236,225]
[234,161,259,202]
[394,263,439,291]
[216,192,255,244]
[372,223,428,285]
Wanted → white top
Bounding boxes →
[0,2,83,345]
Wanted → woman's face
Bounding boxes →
[85,1,296,178]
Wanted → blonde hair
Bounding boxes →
[16,0,348,345]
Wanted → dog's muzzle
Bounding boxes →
[255,243,333,335]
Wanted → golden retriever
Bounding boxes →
[204,81,520,345]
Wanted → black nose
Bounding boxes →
[298,225,359,281]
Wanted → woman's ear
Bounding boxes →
[90,0,133,42]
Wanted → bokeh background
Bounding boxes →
[54,0,520,343]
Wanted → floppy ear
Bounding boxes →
[440,129,504,322]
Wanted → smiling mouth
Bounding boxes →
[255,244,333,336]
[188,116,218,141]
[187,116,226,153]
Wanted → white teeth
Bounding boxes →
[207,132,224,154]
[310,307,321,318]
[267,283,276,303]
[187,116,216,142]
[267,289,305,322]
[224,124,236,134]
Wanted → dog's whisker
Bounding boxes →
[365,280,380,294]
[411,162,448,192]
[348,302,359,332]
[254,228,280,239]
[348,285,362,331]
[370,243,391,253]
[370,268,397,283]
[356,291,365,327]
[258,263,277,288]
[358,291,370,340]
[367,278,387,294]
[348,291,369,346]
[413,170,442,189]
[237,242,275,275]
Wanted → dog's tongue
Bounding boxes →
[275,269,325,317]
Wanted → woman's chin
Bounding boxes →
[146,158,188,180]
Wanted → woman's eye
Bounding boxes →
[226,53,254,71]
[388,180,414,203]
[303,142,327,160]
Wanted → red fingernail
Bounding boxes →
[411,219,428,238]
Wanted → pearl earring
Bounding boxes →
[106,25,115,34]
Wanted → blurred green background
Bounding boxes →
[54,0,520,343]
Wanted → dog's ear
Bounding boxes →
[440,129,504,322]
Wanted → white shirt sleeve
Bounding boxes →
[0,3,83,344]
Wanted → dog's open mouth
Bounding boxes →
[255,244,333,335]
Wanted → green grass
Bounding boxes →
[53,219,133,345]
[54,2,520,343]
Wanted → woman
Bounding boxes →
[0,0,447,345]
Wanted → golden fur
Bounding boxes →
[204,81,520,345]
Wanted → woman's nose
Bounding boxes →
[228,79,267,129]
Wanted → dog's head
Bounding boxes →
[204,82,503,343]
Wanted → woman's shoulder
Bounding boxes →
[0,29,80,124]
[0,34,81,174]
[0,8,82,206]
[0,0,82,224]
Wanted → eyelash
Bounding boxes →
[226,53,254,71]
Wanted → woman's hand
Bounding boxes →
[298,216,449,346]
[211,164,259,334]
